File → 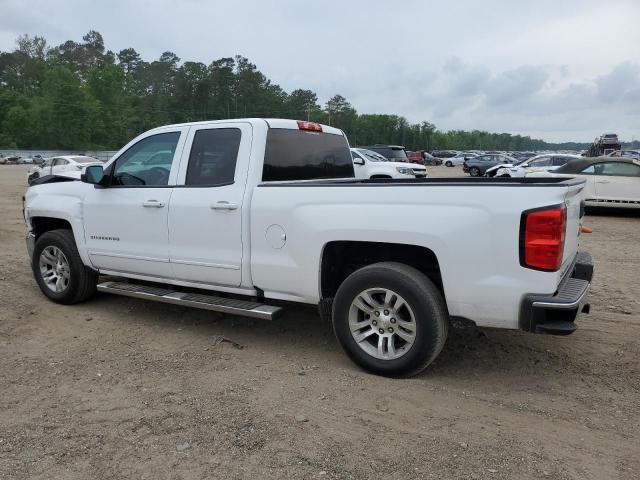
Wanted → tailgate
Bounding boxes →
[561,181,586,271]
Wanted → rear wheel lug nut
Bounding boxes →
[390,318,396,323]
[372,320,377,326]
[378,328,384,334]
[388,327,394,333]
[384,310,389,315]
[374,311,380,317]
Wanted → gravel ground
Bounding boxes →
[0,165,638,479]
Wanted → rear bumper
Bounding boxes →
[519,251,594,335]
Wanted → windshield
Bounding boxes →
[356,149,387,162]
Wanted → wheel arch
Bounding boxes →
[28,215,92,267]
[30,217,73,239]
[320,240,445,302]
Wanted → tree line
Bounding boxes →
[0,31,589,152]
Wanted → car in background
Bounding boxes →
[27,155,103,185]
[351,148,427,179]
[486,154,580,178]
[528,157,640,208]
[607,150,640,160]
[423,151,442,165]
[511,152,537,162]
[463,153,516,176]
[406,151,424,164]
[405,150,443,166]
[30,154,46,165]
[431,150,458,159]
[444,152,477,167]
[4,156,23,165]
[359,145,409,163]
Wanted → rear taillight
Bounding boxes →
[297,120,322,132]
[520,206,566,271]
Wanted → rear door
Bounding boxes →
[168,122,251,287]
[593,161,640,202]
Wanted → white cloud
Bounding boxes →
[0,0,638,142]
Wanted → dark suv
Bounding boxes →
[463,154,516,176]
[360,145,409,162]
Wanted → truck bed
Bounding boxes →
[258,176,586,187]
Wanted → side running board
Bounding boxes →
[97,281,282,320]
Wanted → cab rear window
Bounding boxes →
[262,129,354,181]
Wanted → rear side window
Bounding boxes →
[599,162,640,177]
[531,157,551,167]
[186,128,241,186]
[263,129,354,181]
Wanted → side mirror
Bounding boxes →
[81,165,106,185]
[353,158,365,166]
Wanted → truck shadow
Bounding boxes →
[91,293,578,382]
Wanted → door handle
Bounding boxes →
[142,200,165,208]
[210,201,238,210]
[596,180,610,184]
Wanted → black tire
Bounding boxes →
[445,161,453,167]
[32,229,97,304]
[332,262,449,377]
[469,167,480,177]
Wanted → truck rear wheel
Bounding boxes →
[32,229,98,304]
[332,262,449,377]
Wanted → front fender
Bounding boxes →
[25,182,92,267]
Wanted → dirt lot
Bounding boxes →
[1,165,638,480]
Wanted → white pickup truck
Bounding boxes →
[24,119,594,377]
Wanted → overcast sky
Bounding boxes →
[1,0,639,142]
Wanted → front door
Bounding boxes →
[50,157,69,175]
[83,128,188,279]
[168,122,251,287]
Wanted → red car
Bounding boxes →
[406,151,425,164]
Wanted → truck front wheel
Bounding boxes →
[332,262,449,377]
[32,229,98,304]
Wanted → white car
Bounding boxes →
[487,154,580,178]
[27,155,102,185]
[443,153,476,167]
[528,157,640,208]
[24,118,593,377]
[351,148,427,179]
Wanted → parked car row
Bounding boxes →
[0,154,45,165]
[27,155,103,185]
[485,154,581,178]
